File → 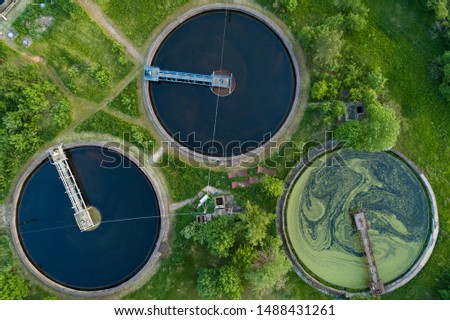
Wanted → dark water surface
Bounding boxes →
[149,10,296,156]
[17,147,160,290]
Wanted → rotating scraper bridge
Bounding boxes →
[48,146,97,232]
[350,209,385,295]
[144,66,234,93]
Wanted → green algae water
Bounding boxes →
[286,150,430,290]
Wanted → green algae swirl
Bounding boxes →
[286,150,430,290]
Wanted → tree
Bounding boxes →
[245,237,291,297]
[346,12,368,31]
[196,268,221,299]
[219,265,242,300]
[316,101,346,127]
[300,15,344,68]
[182,216,238,257]
[312,26,344,67]
[427,0,449,22]
[280,0,298,13]
[232,245,256,271]
[336,102,400,151]
[0,268,29,300]
[365,68,387,92]
[334,0,369,32]
[311,80,328,100]
[239,202,276,247]
[196,266,243,300]
[261,175,284,198]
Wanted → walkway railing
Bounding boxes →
[48,146,95,232]
[351,209,385,295]
[144,66,233,90]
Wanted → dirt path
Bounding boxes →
[75,0,143,64]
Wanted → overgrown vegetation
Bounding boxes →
[0,267,29,300]
[75,110,155,151]
[258,0,449,299]
[427,0,450,101]
[95,0,189,46]
[157,155,229,202]
[0,42,71,201]
[296,0,402,152]
[13,0,133,102]
[107,79,140,117]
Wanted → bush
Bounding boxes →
[0,268,29,300]
[0,63,71,200]
[196,268,221,299]
[336,102,400,151]
[261,175,284,198]
[280,0,298,13]
[75,110,155,151]
[108,79,140,117]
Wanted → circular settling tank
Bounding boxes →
[146,8,298,157]
[284,149,433,292]
[14,146,161,291]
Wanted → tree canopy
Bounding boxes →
[336,102,400,151]
[0,268,29,300]
[182,215,238,258]
[0,58,71,200]
[245,236,291,296]
[238,201,276,247]
[260,175,284,198]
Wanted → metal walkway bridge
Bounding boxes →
[351,209,385,295]
[144,66,233,91]
[49,146,96,232]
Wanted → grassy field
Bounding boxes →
[107,79,140,117]
[158,155,229,202]
[351,0,449,298]
[75,110,156,151]
[0,233,12,271]
[256,0,449,299]
[94,0,189,47]
[13,1,133,102]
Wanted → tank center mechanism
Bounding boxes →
[144,66,236,97]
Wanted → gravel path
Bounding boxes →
[75,0,143,63]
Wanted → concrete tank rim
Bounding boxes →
[10,141,169,298]
[143,3,302,165]
[277,145,439,297]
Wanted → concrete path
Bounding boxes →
[203,186,229,195]
[169,185,230,211]
[148,145,165,165]
[169,197,196,211]
[0,204,9,229]
[75,0,142,63]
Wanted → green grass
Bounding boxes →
[0,233,12,272]
[345,0,449,299]
[158,155,230,202]
[95,0,188,47]
[256,0,449,299]
[75,110,155,151]
[107,78,140,117]
[13,1,133,102]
